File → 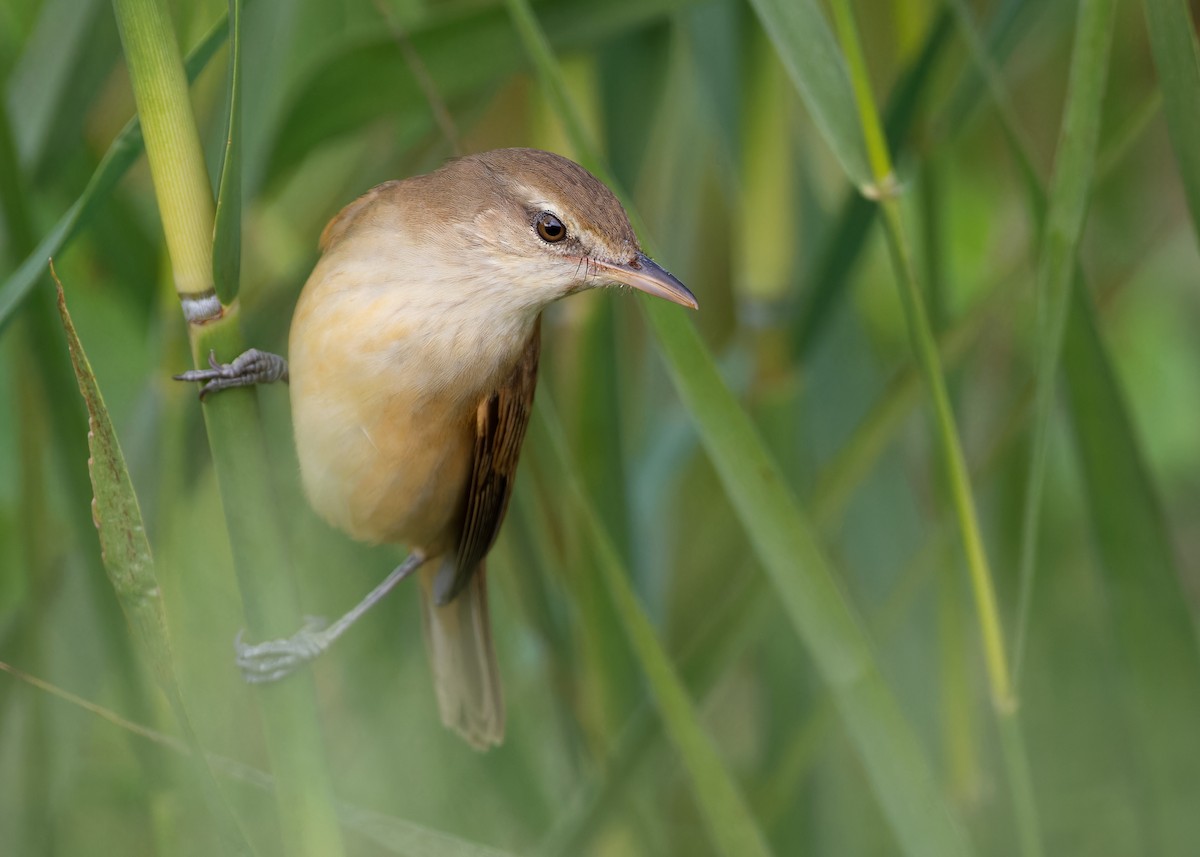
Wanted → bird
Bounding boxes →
[177,148,697,748]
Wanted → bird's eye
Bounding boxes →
[535,212,567,243]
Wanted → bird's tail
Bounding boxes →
[418,559,504,749]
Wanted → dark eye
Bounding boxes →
[535,212,566,243]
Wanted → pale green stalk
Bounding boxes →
[533,397,774,857]
[109,0,344,854]
[0,660,521,857]
[828,0,1012,716]
[1014,0,1117,683]
[506,1,973,854]
[110,0,213,298]
[0,12,229,333]
[1141,0,1200,246]
[826,1,1039,855]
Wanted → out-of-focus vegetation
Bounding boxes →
[2,0,1199,855]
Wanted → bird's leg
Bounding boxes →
[174,348,289,399]
[236,551,427,683]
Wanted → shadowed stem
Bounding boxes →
[827,0,1040,855]
[109,0,345,853]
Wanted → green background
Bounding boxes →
[2,0,1199,855]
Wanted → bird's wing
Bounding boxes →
[439,317,541,604]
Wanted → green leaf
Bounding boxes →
[1142,0,1200,248]
[0,658,523,857]
[1061,282,1200,855]
[110,0,345,850]
[0,12,229,334]
[744,0,869,187]
[642,299,974,857]
[53,270,256,856]
[53,273,167,702]
[4,0,117,181]
[793,9,952,356]
[505,1,974,852]
[1015,0,1117,676]
[211,0,243,304]
[531,399,774,857]
[266,0,694,185]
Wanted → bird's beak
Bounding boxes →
[593,253,698,310]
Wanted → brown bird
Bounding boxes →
[179,148,697,748]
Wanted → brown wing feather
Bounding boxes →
[437,317,541,604]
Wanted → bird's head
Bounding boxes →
[421,148,698,312]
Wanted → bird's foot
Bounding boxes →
[175,348,289,399]
[235,615,330,684]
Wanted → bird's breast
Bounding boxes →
[287,262,536,551]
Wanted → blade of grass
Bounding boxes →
[942,5,1200,845]
[943,0,1043,193]
[266,0,698,186]
[506,1,974,853]
[1013,0,1116,685]
[567,303,643,736]
[530,396,774,857]
[823,1,1040,853]
[211,0,242,304]
[53,271,255,856]
[1061,283,1200,855]
[682,0,741,169]
[4,0,114,179]
[537,262,1018,856]
[0,10,229,333]
[536,557,768,857]
[742,0,869,187]
[736,28,799,306]
[939,0,1040,136]
[108,0,344,853]
[1,79,172,846]
[539,80,1178,856]
[0,660,522,857]
[794,0,1042,357]
[793,7,951,355]
[1141,0,1200,247]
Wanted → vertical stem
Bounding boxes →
[109,1,345,854]
[876,200,1014,710]
[827,1,1041,855]
[110,0,214,298]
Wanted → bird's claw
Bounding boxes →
[174,348,289,400]
[235,616,329,684]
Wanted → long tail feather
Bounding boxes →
[419,560,504,749]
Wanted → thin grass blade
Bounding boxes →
[53,272,256,855]
[1014,0,1117,680]
[109,0,345,850]
[1061,282,1200,855]
[792,8,952,356]
[744,0,869,187]
[0,12,229,333]
[266,0,696,185]
[1142,0,1200,247]
[531,398,774,857]
[506,2,974,853]
[0,660,523,857]
[211,0,243,304]
[4,0,114,178]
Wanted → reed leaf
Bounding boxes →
[507,1,973,853]
[0,12,229,333]
[211,0,243,304]
[1014,0,1116,684]
[53,272,255,856]
[1141,0,1200,245]
[109,0,344,852]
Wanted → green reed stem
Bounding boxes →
[109,0,345,853]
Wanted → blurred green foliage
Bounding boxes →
[2,0,1200,855]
